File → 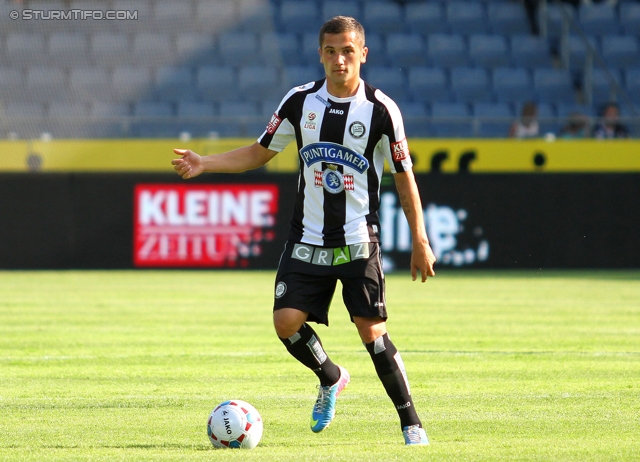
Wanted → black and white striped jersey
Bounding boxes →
[258,78,412,247]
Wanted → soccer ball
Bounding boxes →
[207,400,263,449]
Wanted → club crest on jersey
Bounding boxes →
[391,138,409,161]
[349,121,366,138]
[304,111,317,130]
[315,167,354,193]
[299,142,369,173]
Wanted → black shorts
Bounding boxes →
[273,241,387,325]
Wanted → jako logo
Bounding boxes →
[329,108,344,115]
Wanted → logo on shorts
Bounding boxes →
[349,121,366,138]
[291,243,370,266]
[275,281,287,298]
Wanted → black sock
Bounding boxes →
[279,323,341,386]
[365,333,421,429]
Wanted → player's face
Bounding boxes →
[319,31,368,97]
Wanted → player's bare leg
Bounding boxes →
[274,308,348,432]
[355,316,429,445]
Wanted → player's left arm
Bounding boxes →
[393,170,436,281]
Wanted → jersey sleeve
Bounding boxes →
[374,89,413,174]
[257,87,300,153]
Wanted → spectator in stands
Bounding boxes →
[509,101,540,138]
[592,102,629,139]
[558,112,590,138]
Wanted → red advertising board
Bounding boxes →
[134,184,279,267]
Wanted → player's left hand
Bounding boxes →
[411,240,436,282]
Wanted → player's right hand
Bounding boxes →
[172,148,204,179]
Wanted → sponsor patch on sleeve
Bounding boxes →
[266,113,282,135]
[391,138,409,162]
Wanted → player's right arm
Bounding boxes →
[171,142,278,179]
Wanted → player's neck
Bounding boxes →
[326,79,360,99]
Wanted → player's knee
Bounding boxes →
[273,308,306,339]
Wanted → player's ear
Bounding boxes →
[318,47,323,63]
[361,46,368,64]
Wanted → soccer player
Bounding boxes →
[172,16,436,445]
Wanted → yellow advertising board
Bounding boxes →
[0,138,638,173]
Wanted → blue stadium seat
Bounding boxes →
[217,32,259,66]
[91,33,130,64]
[510,35,553,68]
[534,68,575,104]
[362,33,387,67]
[468,34,510,68]
[6,33,46,64]
[473,102,513,137]
[362,2,405,33]
[620,3,640,35]
[431,102,472,137]
[362,66,407,101]
[261,100,283,118]
[259,33,301,66]
[237,0,278,34]
[322,1,361,22]
[194,0,236,30]
[0,68,24,98]
[283,65,322,88]
[133,101,173,117]
[196,66,240,102]
[491,67,535,103]
[90,102,130,117]
[4,102,46,118]
[176,102,216,138]
[238,65,280,102]
[111,66,152,102]
[541,3,576,40]
[487,3,530,35]
[450,67,493,103]
[69,67,111,101]
[446,2,488,34]
[219,101,259,117]
[177,101,215,118]
[302,33,322,66]
[154,66,196,102]
[48,102,89,118]
[132,101,176,138]
[405,2,447,34]
[588,69,624,105]
[175,33,214,59]
[407,67,452,103]
[279,1,320,34]
[154,1,193,25]
[566,35,600,72]
[624,68,640,104]
[578,3,620,36]
[385,33,427,67]
[48,32,89,60]
[132,33,173,60]
[601,36,640,69]
[26,66,67,102]
[427,34,469,68]
[556,102,595,118]
[398,102,431,137]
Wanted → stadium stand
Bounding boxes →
[0,0,637,140]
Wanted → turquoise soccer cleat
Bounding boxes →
[403,424,430,445]
[310,366,350,433]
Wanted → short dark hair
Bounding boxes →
[318,16,365,48]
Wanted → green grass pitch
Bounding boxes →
[1,270,639,461]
